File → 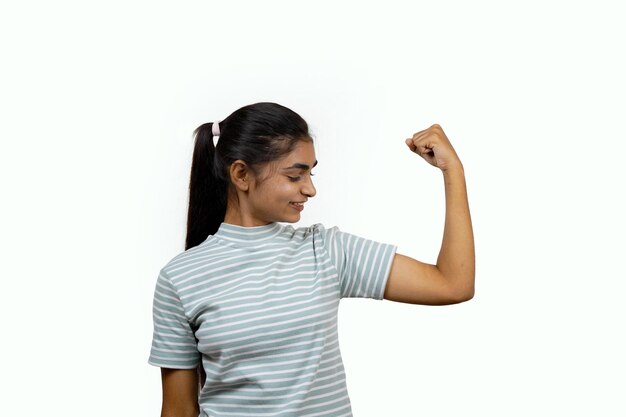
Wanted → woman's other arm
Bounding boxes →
[160,368,199,417]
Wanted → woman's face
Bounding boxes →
[246,140,317,224]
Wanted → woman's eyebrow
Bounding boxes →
[282,160,318,171]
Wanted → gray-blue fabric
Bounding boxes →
[149,221,397,416]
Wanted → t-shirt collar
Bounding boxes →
[214,221,283,244]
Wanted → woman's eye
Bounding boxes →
[288,173,315,182]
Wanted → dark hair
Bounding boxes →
[185,102,313,250]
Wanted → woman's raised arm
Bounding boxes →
[383,124,475,305]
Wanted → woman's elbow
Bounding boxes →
[450,280,475,304]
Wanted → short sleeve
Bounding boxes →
[148,270,200,369]
[316,224,398,300]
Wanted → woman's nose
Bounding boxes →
[303,176,316,198]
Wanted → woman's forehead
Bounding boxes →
[280,141,317,167]
[260,141,317,177]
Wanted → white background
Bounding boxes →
[2,1,625,416]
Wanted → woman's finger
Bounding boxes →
[411,127,430,139]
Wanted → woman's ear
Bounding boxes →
[229,160,250,191]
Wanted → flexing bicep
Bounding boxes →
[160,368,199,417]
[384,253,471,305]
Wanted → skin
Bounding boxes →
[160,368,199,417]
[384,124,475,305]
[161,125,475,415]
[223,139,318,226]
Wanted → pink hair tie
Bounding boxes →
[212,120,221,136]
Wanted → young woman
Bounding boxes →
[148,102,475,417]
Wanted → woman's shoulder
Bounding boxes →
[158,238,224,278]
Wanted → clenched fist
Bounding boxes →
[405,124,463,172]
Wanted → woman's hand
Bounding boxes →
[405,124,462,172]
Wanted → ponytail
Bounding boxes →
[185,122,227,250]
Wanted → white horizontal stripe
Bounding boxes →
[148,353,197,363]
[196,303,336,339]
[177,255,323,294]
[202,367,346,396]
[152,304,186,318]
[200,294,338,332]
[152,340,196,347]
[188,275,337,317]
[171,244,316,284]
[153,321,193,335]
[204,351,342,383]
[207,392,350,415]
[183,267,331,308]
[151,346,198,354]
[198,314,337,351]
[207,379,347,401]
[148,361,197,369]
[204,324,337,355]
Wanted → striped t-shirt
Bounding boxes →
[148,221,397,416]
